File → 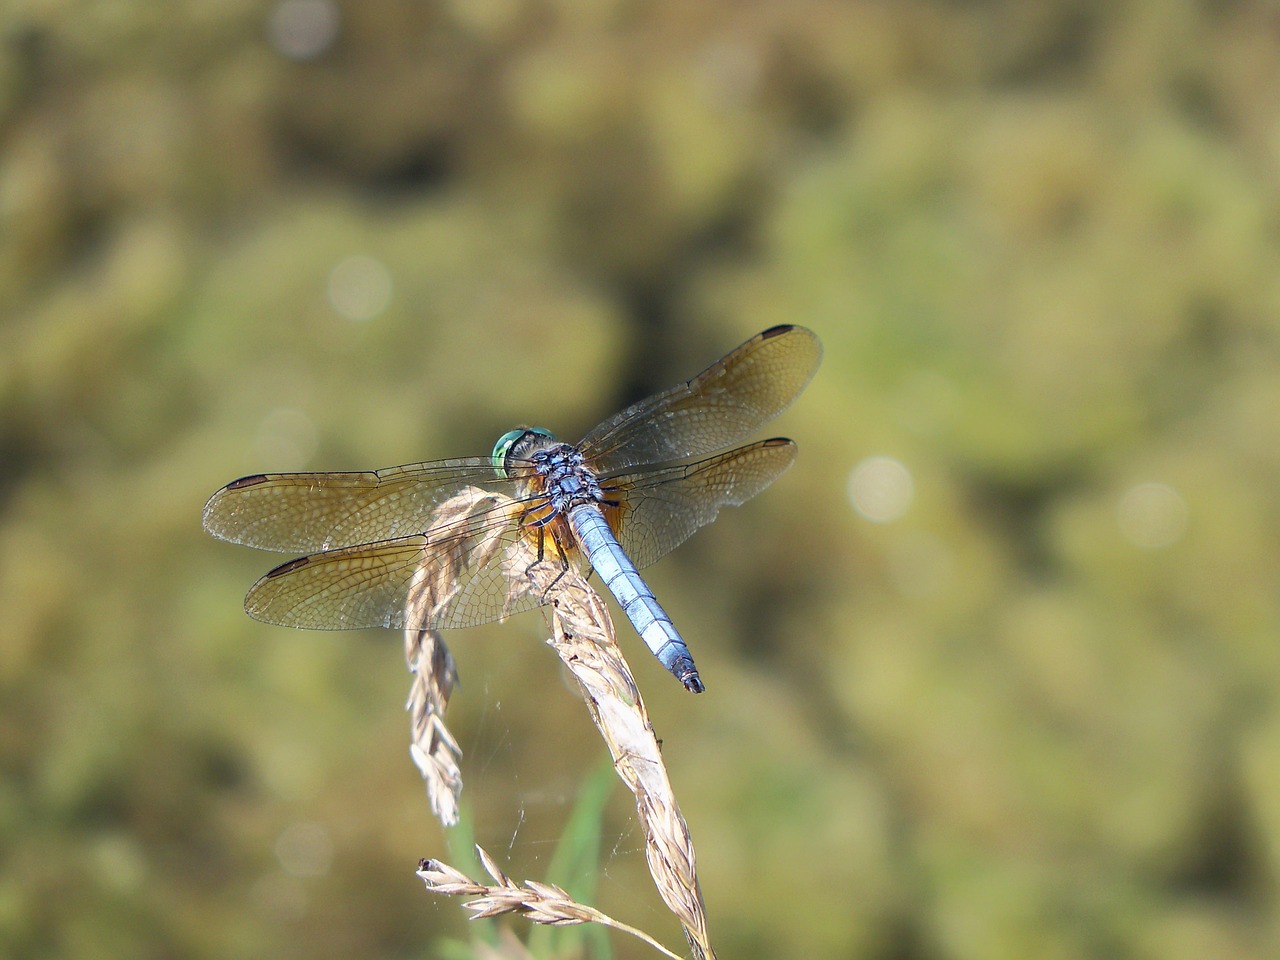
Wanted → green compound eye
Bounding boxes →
[491,427,554,477]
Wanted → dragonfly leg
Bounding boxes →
[519,500,558,529]
[522,523,572,604]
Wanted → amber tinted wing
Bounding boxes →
[238,490,563,630]
[202,458,508,553]
[578,325,821,474]
[602,438,798,571]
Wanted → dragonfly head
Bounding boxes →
[492,427,556,477]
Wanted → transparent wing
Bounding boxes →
[239,489,567,630]
[233,440,797,632]
[206,326,819,632]
[202,458,510,553]
[603,438,798,570]
[578,325,821,474]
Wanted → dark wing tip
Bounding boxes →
[758,325,823,377]
[760,323,820,347]
[264,555,312,579]
[202,476,268,538]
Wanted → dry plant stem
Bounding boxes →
[409,489,716,959]
[404,623,462,827]
[527,559,717,960]
[404,489,512,828]
[417,847,685,960]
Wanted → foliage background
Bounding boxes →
[3,1,1280,958]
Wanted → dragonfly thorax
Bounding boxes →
[530,443,607,513]
[492,428,607,513]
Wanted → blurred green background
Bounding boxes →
[4,1,1280,958]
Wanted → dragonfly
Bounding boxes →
[203,324,822,693]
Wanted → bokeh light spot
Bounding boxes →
[274,821,333,878]
[328,254,393,321]
[848,456,915,523]
[267,0,340,61]
[1117,482,1188,549]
